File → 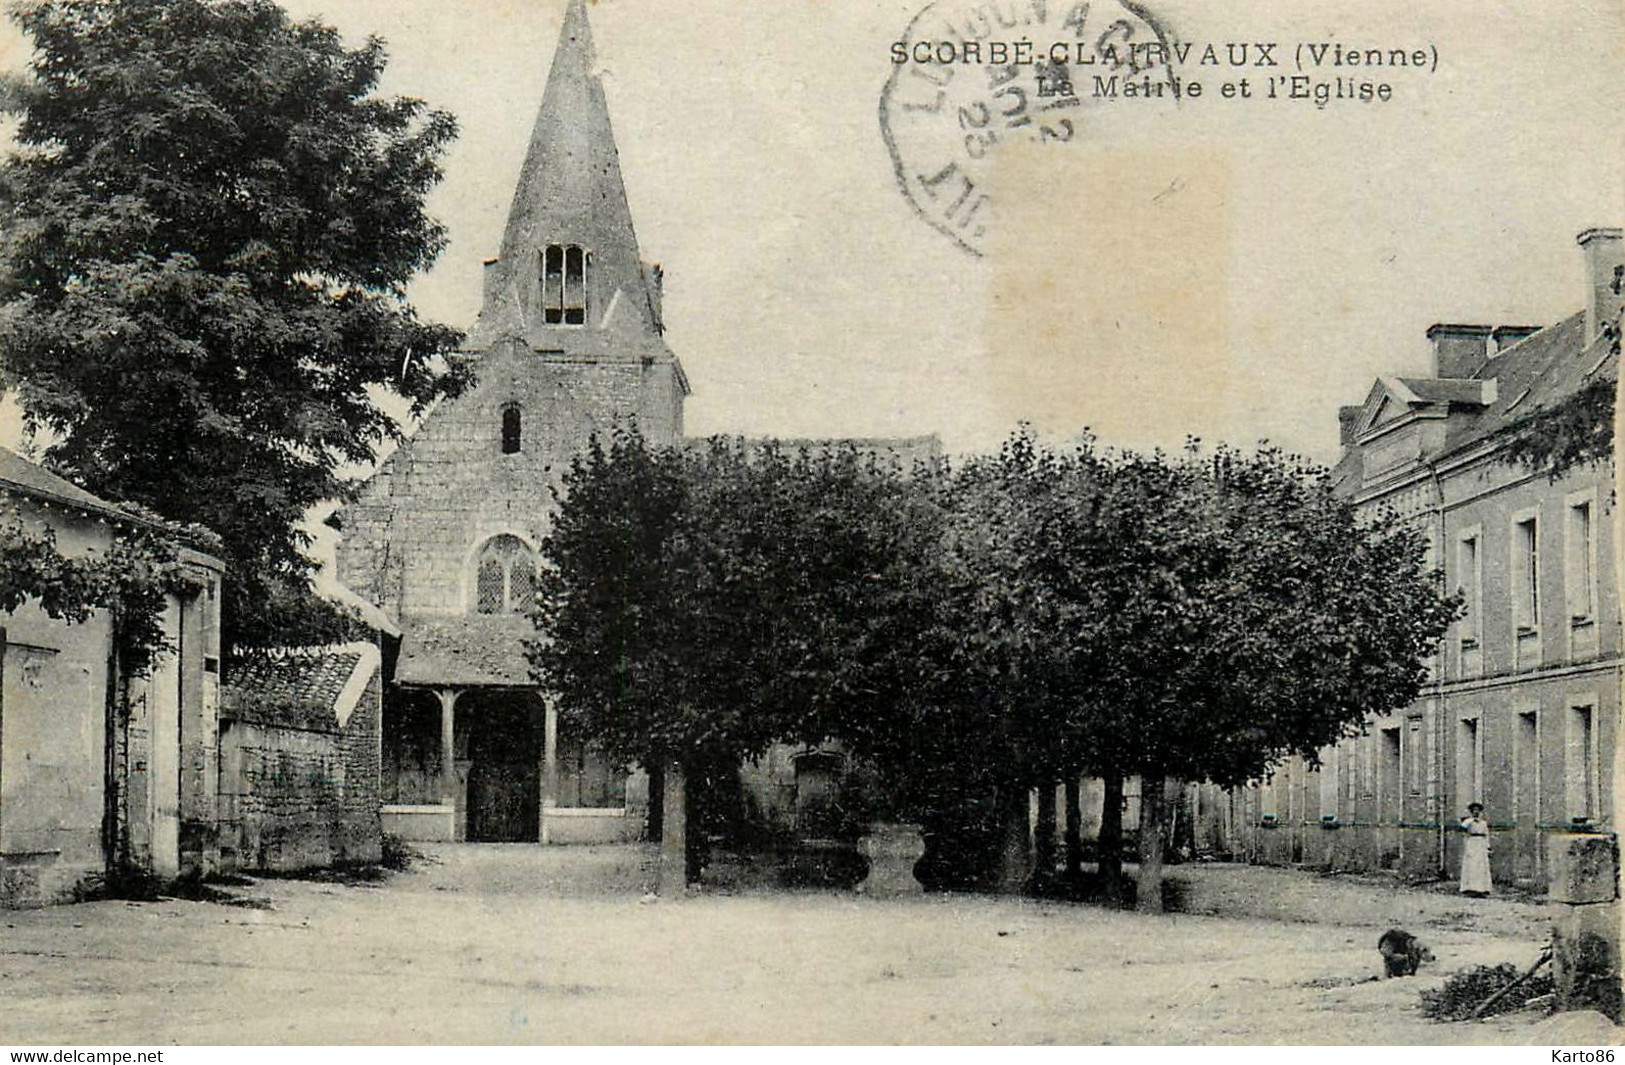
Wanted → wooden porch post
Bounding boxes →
[436,689,460,839]
[541,693,559,843]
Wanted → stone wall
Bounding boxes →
[337,343,684,619]
[218,657,382,872]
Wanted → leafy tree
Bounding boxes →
[1045,441,1459,909]
[533,431,943,884]
[0,0,467,649]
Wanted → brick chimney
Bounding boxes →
[1490,325,1540,353]
[1577,227,1623,342]
[1338,405,1363,448]
[1426,323,1492,378]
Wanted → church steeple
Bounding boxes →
[471,0,665,352]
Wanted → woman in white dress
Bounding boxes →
[1459,802,1492,896]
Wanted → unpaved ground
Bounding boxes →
[0,844,1615,1045]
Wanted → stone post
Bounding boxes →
[657,761,688,896]
[1548,832,1622,1021]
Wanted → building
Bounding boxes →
[335,0,684,845]
[0,447,224,905]
[1214,227,1622,890]
[333,2,942,847]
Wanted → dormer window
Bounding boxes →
[542,244,587,325]
[502,406,522,454]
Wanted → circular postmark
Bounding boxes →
[880,0,1176,256]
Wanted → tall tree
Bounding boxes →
[0,0,467,648]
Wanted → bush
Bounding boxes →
[1420,963,1554,1021]
[380,834,417,871]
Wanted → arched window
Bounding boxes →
[501,406,522,454]
[474,535,536,615]
[542,243,587,325]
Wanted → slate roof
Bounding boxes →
[1335,311,1615,494]
[1454,313,1613,451]
[394,615,536,688]
[222,645,378,731]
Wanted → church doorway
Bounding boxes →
[464,694,542,842]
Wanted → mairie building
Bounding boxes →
[1202,226,1622,891]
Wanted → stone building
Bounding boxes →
[1209,226,1622,891]
[0,447,224,905]
[334,2,941,847]
[335,0,684,845]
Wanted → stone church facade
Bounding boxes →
[335,0,686,844]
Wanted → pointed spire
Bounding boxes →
[471,0,663,350]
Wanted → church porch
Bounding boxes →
[379,685,646,845]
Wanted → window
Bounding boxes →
[502,406,522,455]
[1457,532,1481,645]
[473,535,536,615]
[1568,701,1597,822]
[1567,498,1595,621]
[1513,516,1540,630]
[1318,746,1340,820]
[1457,716,1483,810]
[1514,710,1539,827]
[1405,717,1425,799]
[542,243,587,325]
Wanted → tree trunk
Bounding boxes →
[1099,773,1125,906]
[1030,780,1057,893]
[993,783,1032,894]
[1136,775,1167,914]
[1063,773,1083,882]
[683,764,707,886]
[646,762,664,843]
[1171,780,1196,861]
[656,760,687,895]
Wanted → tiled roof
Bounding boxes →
[0,446,146,525]
[222,644,379,730]
[394,615,536,688]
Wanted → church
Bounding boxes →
[333,0,935,845]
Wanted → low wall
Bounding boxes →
[543,806,642,845]
[381,804,455,842]
[218,661,382,873]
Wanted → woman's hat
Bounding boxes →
[1467,802,1485,812]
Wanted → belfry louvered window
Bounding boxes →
[542,244,587,325]
[474,535,537,615]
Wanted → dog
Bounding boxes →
[1377,928,1434,978]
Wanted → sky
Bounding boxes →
[0,0,1620,463]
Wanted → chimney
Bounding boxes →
[1577,227,1624,342]
[1426,323,1492,378]
[644,262,664,326]
[482,257,503,309]
[1490,324,1540,353]
[1338,405,1363,448]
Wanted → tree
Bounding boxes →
[1059,442,1460,910]
[923,433,1459,906]
[533,431,944,886]
[0,0,467,649]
